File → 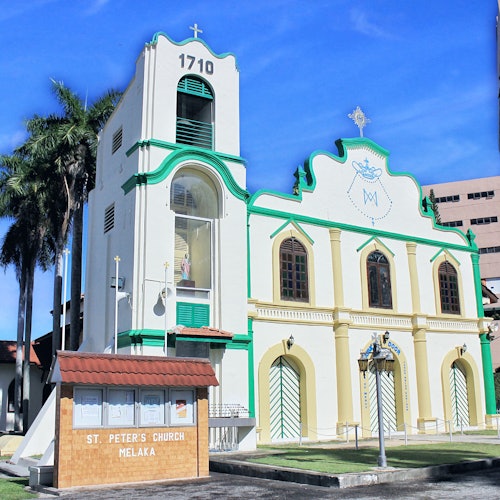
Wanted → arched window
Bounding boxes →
[176,76,214,149]
[280,238,309,302]
[170,169,219,291]
[439,261,460,314]
[367,250,392,308]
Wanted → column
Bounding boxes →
[407,242,434,431]
[412,324,435,432]
[334,319,353,430]
[471,253,496,416]
[329,229,354,430]
[329,229,344,307]
[406,242,421,313]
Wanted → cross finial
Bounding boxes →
[348,106,371,137]
[190,23,203,38]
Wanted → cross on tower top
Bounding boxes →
[348,106,371,137]
[190,23,203,38]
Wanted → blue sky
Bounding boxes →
[0,0,498,341]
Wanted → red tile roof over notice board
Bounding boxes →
[51,351,219,387]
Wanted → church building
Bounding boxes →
[83,29,496,450]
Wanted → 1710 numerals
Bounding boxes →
[179,54,214,75]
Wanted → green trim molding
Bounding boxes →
[249,205,475,254]
[118,328,251,350]
[247,317,255,418]
[122,141,249,202]
[247,213,252,298]
[270,219,314,245]
[471,252,496,415]
[148,32,237,64]
[248,137,472,247]
[356,236,395,256]
[430,248,461,265]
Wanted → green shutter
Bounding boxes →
[450,363,469,427]
[176,302,210,327]
[270,356,301,440]
[177,77,213,99]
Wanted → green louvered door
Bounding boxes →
[369,365,397,434]
[270,357,301,440]
[450,362,469,427]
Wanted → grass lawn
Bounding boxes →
[0,456,37,499]
[0,477,36,500]
[250,443,500,474]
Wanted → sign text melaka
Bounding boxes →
[86,431,186,457]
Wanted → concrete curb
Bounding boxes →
[209,455,500,489]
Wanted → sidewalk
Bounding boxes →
[1,434,500,495]
[209,433,500,488]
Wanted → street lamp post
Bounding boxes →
[358,331,395,468]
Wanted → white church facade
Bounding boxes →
[83,31,496,450]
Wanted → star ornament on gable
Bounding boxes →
[348,106,371,137]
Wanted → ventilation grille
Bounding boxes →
[104,204,115,233]
[112,127,123,154]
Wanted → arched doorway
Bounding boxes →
[269,356,301,440]
[441,350,483,429]
[449,361,470,427]
[359,339,411,437]
[258,342,317,444]
[369,364,397,434]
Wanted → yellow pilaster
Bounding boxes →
[412,318,436,431]
[334,319,353,428]
[406,242,421,313]
[330,229,353,429]
[329,228,344,307]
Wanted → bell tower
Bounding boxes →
[85,29,248,352]
[137,30,240,158]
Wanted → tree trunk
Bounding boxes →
[52,242,63,358]
[70,203,83,351]
[14,264,27,433]
[22,258,35,433]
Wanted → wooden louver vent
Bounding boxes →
[104,204,115,233]
[111,127,123,154]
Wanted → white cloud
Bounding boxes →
[0,0,59,22]
[84,0,111,16]
[0,129,27,155]
[349,8,394,39]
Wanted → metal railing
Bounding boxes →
[209,404,250,418]
[208,404,252,452]
[176,117,213,149]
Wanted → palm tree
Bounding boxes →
[21,114,72,357]
[429,189,442,225]
[23,81,121,354]
[0,152,51,432]
[52,82,121,351]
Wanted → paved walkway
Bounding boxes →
[209,434,500,488]
[1,433,499,497]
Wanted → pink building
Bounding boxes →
[423,176,500,296]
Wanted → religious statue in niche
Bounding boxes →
[178,253,195,288]
[181,253,191,280]
[347,157,392,226]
